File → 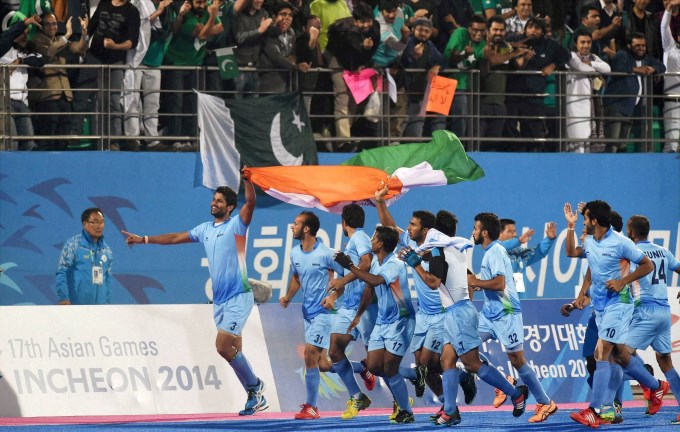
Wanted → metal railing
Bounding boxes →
[1,63,678,152]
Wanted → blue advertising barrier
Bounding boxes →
[0,152,678,305]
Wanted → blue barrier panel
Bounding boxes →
[0,152,678,305]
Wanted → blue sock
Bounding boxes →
[334,359,362,396]
[305,367,321,407]
[518,364,550,404]
[387,373,412,414]
[624,355,659,390]
[442,368,460,415]
[399,365,416,381]
[230,352,258,389]
[351,361,365,374]
[478,363,518,399]
[665,369,680,404]
[609,363,623,405]
[591,361,611,408]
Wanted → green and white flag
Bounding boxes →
[214,46,240,80]
[197,91,317,190]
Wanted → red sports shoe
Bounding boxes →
[360,362,376,391]
[570,407,611,428]
[647,380,670,415]
[294,403,320,420]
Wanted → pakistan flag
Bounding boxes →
[197,91,317,190]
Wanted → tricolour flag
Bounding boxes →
[214,47,240,80]
[197,91,317,190]
[243,130,484,213]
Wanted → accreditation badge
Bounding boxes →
[92,266,104,285]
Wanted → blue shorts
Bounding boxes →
[582,311,598,358]
[409,310,445,354]
[213,291,254,336]
[626,304,671,354]
[305,313,332,349]
[444,300,482,355]
[595,302,633,344]
[368,317,415,357]
[330,307,360,340]
[478,312,524,352]
[357,302,378,345]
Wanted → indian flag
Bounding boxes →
[243,130,484,213]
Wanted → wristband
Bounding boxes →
[143,235,149,244]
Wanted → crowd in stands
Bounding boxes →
[1,0,678,152]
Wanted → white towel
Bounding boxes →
[415,228,473,253]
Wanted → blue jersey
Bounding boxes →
[500,236,555,273]
[584,228,644,312]
[290,239,341,320]
[371,252,415,324]
[631,241,680,307]
[189,216,250,305]
[342,229,373,310]
[400,231,443,314]
[479,241,522,320]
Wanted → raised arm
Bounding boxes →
[240,178,256,225]
[122,230,193,245]
[374,183,400,232]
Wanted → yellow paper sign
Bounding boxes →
[425,76,458,116]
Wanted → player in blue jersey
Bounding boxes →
[569,200,664,427]
[624,215,680,419]
[468,212,557,423]
[373,185,448,406]
[320,204,376,420]
[335,225,417,424]
[122,180,267,416]
[280,211,342,420]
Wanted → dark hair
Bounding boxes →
[512,0,530,7]
[435,210,458,236]
[306,14,319,25]
[412,210,435,230]
[628,31,647,45]
[81,208,103,223]
[611,211,623,233]
[525,17,546,33]
[300,211,320,236]
[579,4,599,21]
[488,15,506,28]
[342,204,365,229]
[352,2,373,20]
[474,212,501,241]
[379,0,398,11]
[499,218,516,232]
[573,27,593,46]
[582,200,612,229]
[215,186,237,208]
[273,1,295,15]
[375,225,399,252]
[628,215,650,239]
[470,14,486,26]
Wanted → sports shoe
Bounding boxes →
[647,380,670,415]
[528,400,558,423]
[511,385,529,417]
[432,408,462,426]
[493,375,517,408]
[429,405,445,421]
[359,360,376,391]
[341,394,372,420]
[570,407,606,427]
[389,397,414,421]
[459,369,477,404]
[599,405,623,424]
[294,403,320,420]
[614,399,623,419]
[411,364,427,398]
[390,409,415,424]
[239,379,268,416]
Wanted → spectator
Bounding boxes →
[505,0,532,40]
[124,0,174,151]
[164,0,221,150]
[233,0,272,97]
[259,1,304,93]
[296,14,322,114]
[404,0,438,39]
[656,0,680,41]
[442,13,486,138]
[309,0,350,51]
[26,13,88,150]
[566,27,611,152]
[592,0,625,51]
[401,17,443,137]
[325,2,380,150]
[56,208,113,305]
[504,17,570,151]
[602,32,665,151]
[0,24,43,151]
[87,0,141,151]
[573,4,622,59]
[437,0,474,48]
[661,0,680,152]
[480,0,514,20]
[624,0,662,60]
